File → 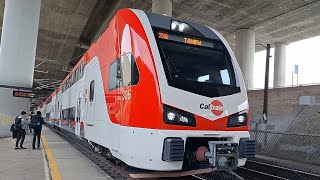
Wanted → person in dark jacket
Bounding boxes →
[15,111,28,149]
[28,112,34,133]
[31,111,44,149]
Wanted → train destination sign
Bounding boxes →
[13,91,38,98]
[157,31,214,48]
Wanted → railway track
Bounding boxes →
[46,124,201,180]
[235,159,320,180]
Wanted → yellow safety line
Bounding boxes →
[41,133,62,180]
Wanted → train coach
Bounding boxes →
[37,8,255,176]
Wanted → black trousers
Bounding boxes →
[32,129,41,148]
[29,124,32,133]
[16,129,26,147]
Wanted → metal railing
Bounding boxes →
[250,130,320,174]
[248,82,320,91]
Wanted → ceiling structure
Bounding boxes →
[1,0,320,107]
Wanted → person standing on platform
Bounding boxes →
[28,112,34,133]
[15,111,28,149]
[20,115,30,148]
[31,111,44,149]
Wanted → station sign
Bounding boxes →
[13,91,38,98]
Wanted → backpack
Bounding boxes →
[14,116,22,131]
[10,123,16,132]
[30,116,39,129]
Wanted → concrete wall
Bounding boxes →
[0,88,30,137]
[248,85,320,133]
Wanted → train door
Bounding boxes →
[59,103,62,128]
[59,104,62,127]
[107,58,122,151]
[75,96,81,137]
[86,62,98,127]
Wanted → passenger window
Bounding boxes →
[121,53,139,86]
[89,80,95,102]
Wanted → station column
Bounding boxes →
[152,0,172,16]
[273,42,287,88]
[0,0,41,88]
[235,29,255,89]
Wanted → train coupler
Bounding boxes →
[207,141,238,170]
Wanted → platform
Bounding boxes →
[0,132,47,180]
[0,127,113,180]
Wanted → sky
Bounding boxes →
[253,36,320,89]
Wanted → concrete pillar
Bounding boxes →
[235,29,255,89]
[273,43,287,88]
[152,0,172,16]
[0,0,41,88]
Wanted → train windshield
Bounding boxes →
[157,38,240,97]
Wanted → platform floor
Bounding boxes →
[0,127,113,180]
[0,132,47,180]
[42,126,112,180]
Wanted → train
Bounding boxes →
[37,8,255,176]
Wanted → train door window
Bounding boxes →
[70,107,75,120]
[121,53,140,87]
[89,80,95,102]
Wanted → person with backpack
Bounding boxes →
[15,111,28,150]
[31,111,44,149]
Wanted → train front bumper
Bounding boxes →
[118,127,254,171]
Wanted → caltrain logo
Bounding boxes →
[200,100,224,116]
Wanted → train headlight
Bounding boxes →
[167,112,176,121]
[178,23,187,31]
[227,113,247,127]
[238,115,245,123]
[171,20,189,32]
[163,105,196,126]
[171,21,178,30]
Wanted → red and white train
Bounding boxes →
[37,8,255,175]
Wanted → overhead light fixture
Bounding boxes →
[62,69,71,73]
[34,70,48,74]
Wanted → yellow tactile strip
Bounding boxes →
[41,133,62,180]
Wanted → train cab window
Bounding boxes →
[121,53,140,86]
[89,80,95,102]
[157,39,240,97]
[109,60,120,90]
[109,54,139,91]
[220,69,231,85]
